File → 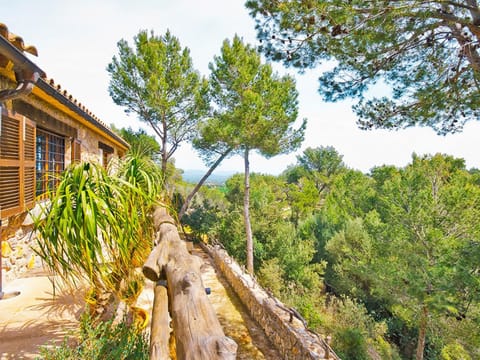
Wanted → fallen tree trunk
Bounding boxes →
[144,208,237,360]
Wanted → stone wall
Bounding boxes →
[1,207,44,283]
[202,243,339,360]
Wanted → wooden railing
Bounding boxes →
[142,207,237,360]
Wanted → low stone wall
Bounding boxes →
[203,243,339,360]
[1,223,43,282]
[1,206,45,283]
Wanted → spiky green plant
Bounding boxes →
[34,153,162,317]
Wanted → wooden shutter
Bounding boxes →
[0,106,36,218]
[23,118,36,209]
[72,138,81,163]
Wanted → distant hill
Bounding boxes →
[181,169,236,185]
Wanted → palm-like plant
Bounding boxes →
[34,152,162,318]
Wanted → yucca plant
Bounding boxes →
[34,152,163,319]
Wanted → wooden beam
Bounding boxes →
[149,282,170,360]
[143,207,237,360]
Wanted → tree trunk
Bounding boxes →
[178,148,232,220]
[143,208,237,360]
[415,305,428,360]
[243,149,254,274]
[161,119,168,178]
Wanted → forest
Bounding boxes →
[176,147,480,360]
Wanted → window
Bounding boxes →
[36,129,65,197]
[0,107,36,218]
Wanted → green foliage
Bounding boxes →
[182,147,480,359]
[333,328,370,360]
[281,284,325,330]
[325,168,375,220]
[326,218,376,300]
[432,307,480,359]
[34,154,161,313]
[107,29,209,173]
[297,146,346,192]
[181,185,227,239]
[257,257,285,295]
[286,177,319,227]
[441,342,472,360]
[298,210,342,264]
[218,174,323,284]
[326,297,400,360]
[201,35,306,273]
[324,153,480,358]
[37,313,148,360]
[111,125,160,163]
[206,35,306,158]
[246,0,480,134]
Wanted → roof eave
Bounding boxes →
[35,78,130,150]
[0,35,45,78]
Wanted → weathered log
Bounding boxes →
[144,207,237,360]
[149,282,170,360]
[152,207,175,231]
[163,230,237,359]
[143,233,167,282]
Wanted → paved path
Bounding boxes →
[192,246,280,359]
[0,275,85,359]
[1,246,280,359]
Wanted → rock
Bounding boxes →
[2,241,13,257]
[27,254,36,269]
[15,229,24,239]
[16,246,24,259]
[22,203,47,226]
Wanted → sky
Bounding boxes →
[3,0,480,175]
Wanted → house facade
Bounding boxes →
[0,23,129,280]
[0,23,128,219]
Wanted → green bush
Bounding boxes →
[332,328,369,360]
[323,297,400,360]
[257,257,285,295]
[441,342,472,360]
[34,156,161,317]
[36,313,148,360]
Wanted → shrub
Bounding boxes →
[332,328,369,360]
[34,156,162,317]
[257,257,285,295]
[37,313,148,360]
[441,342,472,360]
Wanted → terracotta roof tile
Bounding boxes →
[0,23,128,148]
[0,23,38,56]
[44,77,113,130]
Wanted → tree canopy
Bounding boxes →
[206,35,306,158]
[246,0,480,134]
[111,125,161,162]
[326,154,480,359]
[107,30,209,174]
